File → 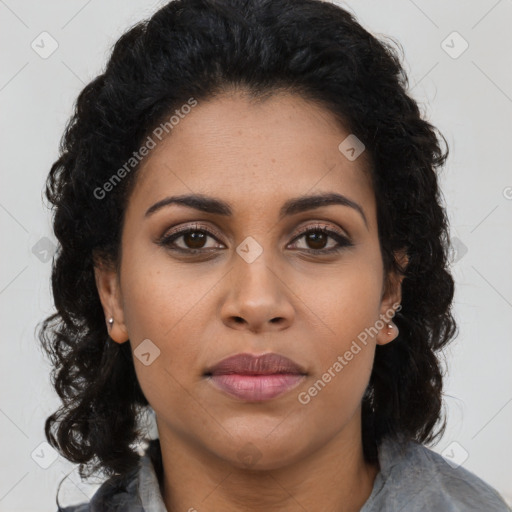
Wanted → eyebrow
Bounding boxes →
[145,192,368,228]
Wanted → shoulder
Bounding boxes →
[54,440,165,512]
[362,435,511,512]
[55,464,143,512]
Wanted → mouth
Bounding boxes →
[204,352,307,402]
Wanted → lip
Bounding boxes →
[204,352,307,376]
[204,353,307,402]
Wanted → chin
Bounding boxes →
[213,436,309,471]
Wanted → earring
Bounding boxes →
[386,321,398,337]
[108,317,114,329]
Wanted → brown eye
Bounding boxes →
[288,226,353,254]
[158,225,225,253]
[182,231,207,249]
[304,230,329,250]
[158,223,353,256]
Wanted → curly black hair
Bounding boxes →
[38,0,457,482]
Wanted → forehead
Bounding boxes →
[128,91,376,226]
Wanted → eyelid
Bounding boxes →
[160,220,349,244]
[161,222,226,244]
[291,222,349,241]
[157,219,355,258]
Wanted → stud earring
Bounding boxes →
[386,321,398,337]
[108,317,114,329]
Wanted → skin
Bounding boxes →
[95,90,407,512]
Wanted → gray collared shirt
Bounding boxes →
[60,436,511,511]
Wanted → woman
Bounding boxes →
[39,0,511,510]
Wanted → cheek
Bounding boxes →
[292,250,383,341]
[294,254,382,402]
[124,287,209,431]
[119,253,219,398]
[304,312,377,411]
[296,349,373,440]
[120,247,212,342]
[298,285,379,418]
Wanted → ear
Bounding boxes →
[376,248,408,346]
[93,258,129,344]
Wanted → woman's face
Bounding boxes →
[96,91,404,470]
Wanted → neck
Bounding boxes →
[158,417,379,512]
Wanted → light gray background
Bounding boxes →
[1,0,511,510]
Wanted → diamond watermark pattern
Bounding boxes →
[236,236,263,264]
[441,441,469,469]
[31,442,59,469]
[237,442,263,468]
[31,31,59,59]
[450,237,468,264]
[338,134,365,161]
[441,31,469,59]
[31,236,57,263]
[134,339,161,366]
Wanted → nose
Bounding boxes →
[220,251,295,333]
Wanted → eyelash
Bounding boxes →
[157,223,354,256]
